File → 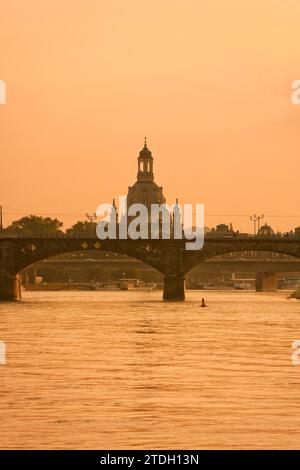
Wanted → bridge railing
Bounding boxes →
[0,233,300,241]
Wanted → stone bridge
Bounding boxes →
[1,235,300,301]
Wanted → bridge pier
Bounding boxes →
[163,274,185,301]
[0,241,21,301]
[256,272,277,292]
[0,273,21,301]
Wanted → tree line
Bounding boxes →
[2,215,96,237]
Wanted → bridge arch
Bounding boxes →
[19,249,163,285]
[185,239,300,273]
[11,239,166,275]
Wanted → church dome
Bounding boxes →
[127,180,166,211]
[127,139,166,213]
[258,223,274,236]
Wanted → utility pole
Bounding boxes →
[250,214,258,235]
[257,214,264,232]
[0,205,2,234]
[250,214,264,235]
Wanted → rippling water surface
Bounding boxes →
[1,290,300,449]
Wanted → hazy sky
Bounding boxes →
[1,0,300,232]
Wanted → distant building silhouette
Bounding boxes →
[258,223,274,236]
[127,138,166,214]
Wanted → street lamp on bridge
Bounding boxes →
[86,212,97,223]
[250,214,264,234]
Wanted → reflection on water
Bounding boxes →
[1,290,300,449]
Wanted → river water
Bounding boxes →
[0,290,300,449]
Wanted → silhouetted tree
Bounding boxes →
[65,220,97,237]
[4,215,63,236]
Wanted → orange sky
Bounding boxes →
[1,0,300,232]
